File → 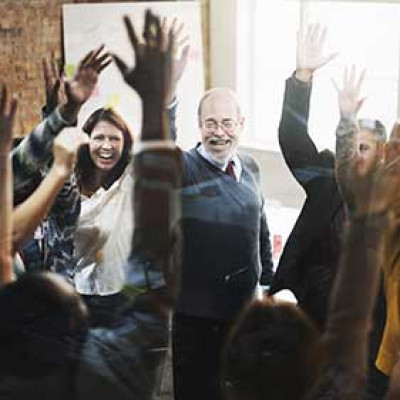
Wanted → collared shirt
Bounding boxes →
[196,144,242,182]
[74,165,134,295]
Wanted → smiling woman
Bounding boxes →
[76,108,133,197]
[72,107,135,327]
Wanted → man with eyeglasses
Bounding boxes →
[171,87,274,400]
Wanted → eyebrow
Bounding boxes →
[204,117,235,121]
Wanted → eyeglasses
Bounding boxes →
[202,118,238,132]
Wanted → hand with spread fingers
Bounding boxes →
[333,66,366,120]
[296,23,338,83]
[0,85,18,155]
[161,17,190,105]
[113,9,174,106]
[65,45,112,107]
[60,45,112,122]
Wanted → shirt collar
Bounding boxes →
[196,144,242,180]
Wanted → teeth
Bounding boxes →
[99,154,112,159]
[210,140,228,145]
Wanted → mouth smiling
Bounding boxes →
[209,139,231,146]
[96,152,117,168]
[99,153,113,160]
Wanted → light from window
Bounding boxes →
[237,0,400,151]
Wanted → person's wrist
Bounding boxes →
[295,68,313,83]
[51,160,73,180]
[59,101,80,124]
[340,114,357,125]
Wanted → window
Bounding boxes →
[237,0,400,151]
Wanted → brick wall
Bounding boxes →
[0,0,209,137]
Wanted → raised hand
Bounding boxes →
[161,17,190,105]
[0,85,18,155]
[296,24,337,82]
[113,9,173,105]
[42,52,66,115]
[333,66,366,119]
[52,127,89,178]
[58,45,112,123]
[65,45,112,107]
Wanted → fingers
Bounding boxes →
[9,96,17,125]
[0,85,17,121]
[339,66,365,92]
[0,85,8,116]
[355,69,366,94]
[349,65,356,88]
[79,49,95,69]
[143,9,162,48]
[305,23,321,45]
[42,58,51,84]
[51,51,59,79]
[78,44,112,74]
[317,26,327,50]
[161,17,168,52]
[92,52,113,73]
[0,84,18,145]
[124,15,139,54]
[161,17,189,57]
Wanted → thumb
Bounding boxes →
[319,52,339,69]
[180,44,190,68]
[356,97,366,114]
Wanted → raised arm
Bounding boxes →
[12,46,111,195]
[279,24,337,189]
[334,66,366,212]
[313,137,395,396]
[12,129,88,251]
[0,86,17,286]
[115,9,183,307]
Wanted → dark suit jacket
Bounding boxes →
[269,75,344,328]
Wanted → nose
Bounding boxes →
[213,125,226,137]
[101,138,113,149]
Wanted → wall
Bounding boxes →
[0,0,208,137]
[208,0,304,209]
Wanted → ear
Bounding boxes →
[377,141,386,163]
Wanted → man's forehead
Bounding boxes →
[201,92,239,117]
[356,129,378,140]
